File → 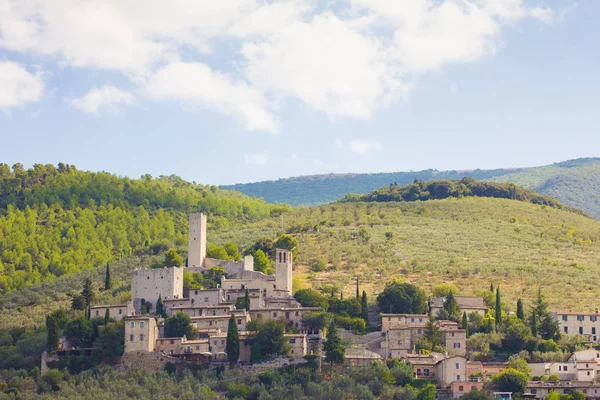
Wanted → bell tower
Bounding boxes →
[275,248,292,295]
[188,213,207,268]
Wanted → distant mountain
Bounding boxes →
[221,157,600,219]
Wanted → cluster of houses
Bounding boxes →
[90,213,319,363]
[85,213,600,399]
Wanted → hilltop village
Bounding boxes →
[39,213,600,399]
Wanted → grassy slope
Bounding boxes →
[221,157,600,218]
[5,197,600,329]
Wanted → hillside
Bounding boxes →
[0,163,289,294]
[221,157,600,218]
[3,194,600,330]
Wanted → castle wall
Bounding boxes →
[132,267,183,307]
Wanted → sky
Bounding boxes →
[0,0,598,185]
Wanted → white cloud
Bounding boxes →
[530,7,553,23]
[244,152,269,165]
[70,85,134,115]
[144,62,278,132]
[0,61,44,112]
[0,0,561,125]
[350,140,382,154]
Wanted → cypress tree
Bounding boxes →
[517,299,524,321]
[226,314,240,365]
[462,311,469,337]
[356,277,359,299]
[244,289,250,312]
[495,287,502,326]
[156,295,165,318]
[104,263,111,290]
[490,283,494,292]
[81,278,95,308]
[361,290,368,322]
[340,291,343,300]
[46,316,59,351]
[532,311,538,337]
[104,307,110,323]
[323,322,345,367]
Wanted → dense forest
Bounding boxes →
[222,157,600,218]
[338,178,590,217]
[0,163,289,294]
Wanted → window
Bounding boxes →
[130,335,134,341]
[423,369,429,376]
[237,319,242,325]
[459,386,464,392]
[588,371,591,376]
[204,297,209,302]
[140,322,145,328]
[209,321,213,326]
[221,340,225,345]
[594,328,597,335]
[119,309,122,314]
[289,339,296,344]
[411,318,415,323]
[578,315,584,321]
[564,326,569,333]
[419,318,423,323]
[139,334,144,341]
[227,295,230,301]
[273,312,278,318]
[456,363,459,369]
[296,311,299,316]
[592,316,598,322]
[170,340,174,344]
[531,389,537,395]
[451,332,455,337]
[131,322,135,328]
[563,315,568,321]
[580,327,584,334]
[196,345,200,350]
[96,310,99,316]
[417,369,421,375]
[457,375,461,381]
[213,311,216,316]
[214,340,217,345]
[454,343,460,348]
[564,366,568,371]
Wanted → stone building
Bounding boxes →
[90,302,134,321]
[124,316,159,353]
[250,306,322,331]
[131,266,183,308]
[551,311,600,342]
[191,310,250,332]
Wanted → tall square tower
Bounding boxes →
[275,248,293,296]
[188,213,207,268]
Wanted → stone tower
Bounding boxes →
[275,248,293,295]
[188,213,207,268]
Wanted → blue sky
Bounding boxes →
[0,0,597,185]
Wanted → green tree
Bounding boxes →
[421,321,444,351]
[81,278,95,308]
[294,289,329,310]
[253,249,272,274]
[93,321,125,362]
[204,267,227,288]
[164,313,195,338]
[462,389,493,400]
[416,384,437,400]
[531,311,538,337]
[248,320,291,360]
[164,248,183,267]
[490,368,528,393]
[432,284,459,298]
[302,311,334,332]
[462,312,469,337]
[224,242,242,261]
[156,294,166,318]
[361,291,369,322]
[443,292,461,322]
[356,277,360,299]
[244,289,250,312]
[507,354,532,378]
[41,369,64,391]
[323,322,345,367]
[273,234,299,257]
[495,287,502,327]
[104,308,110,323]
[71,293,85,310]
[104,263,111,290]
[226,314,240,364]
[376,281,428,314]
[539,314,561,341]
[46,309,68,351]
[516,298,524,321]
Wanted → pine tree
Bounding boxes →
[356,277,359,299]
[226,314,240,365]
[323,322,345,367]
[495,287,502,326]
[462,311,469,337]
[443,292,461,322]
[361,290,368,322]
[244,289,250,312]
[516,299,524,321]
[104,263,111,290]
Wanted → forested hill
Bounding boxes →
[221,157,600,218]
[338,178,590,217]
[0,163,289,294]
